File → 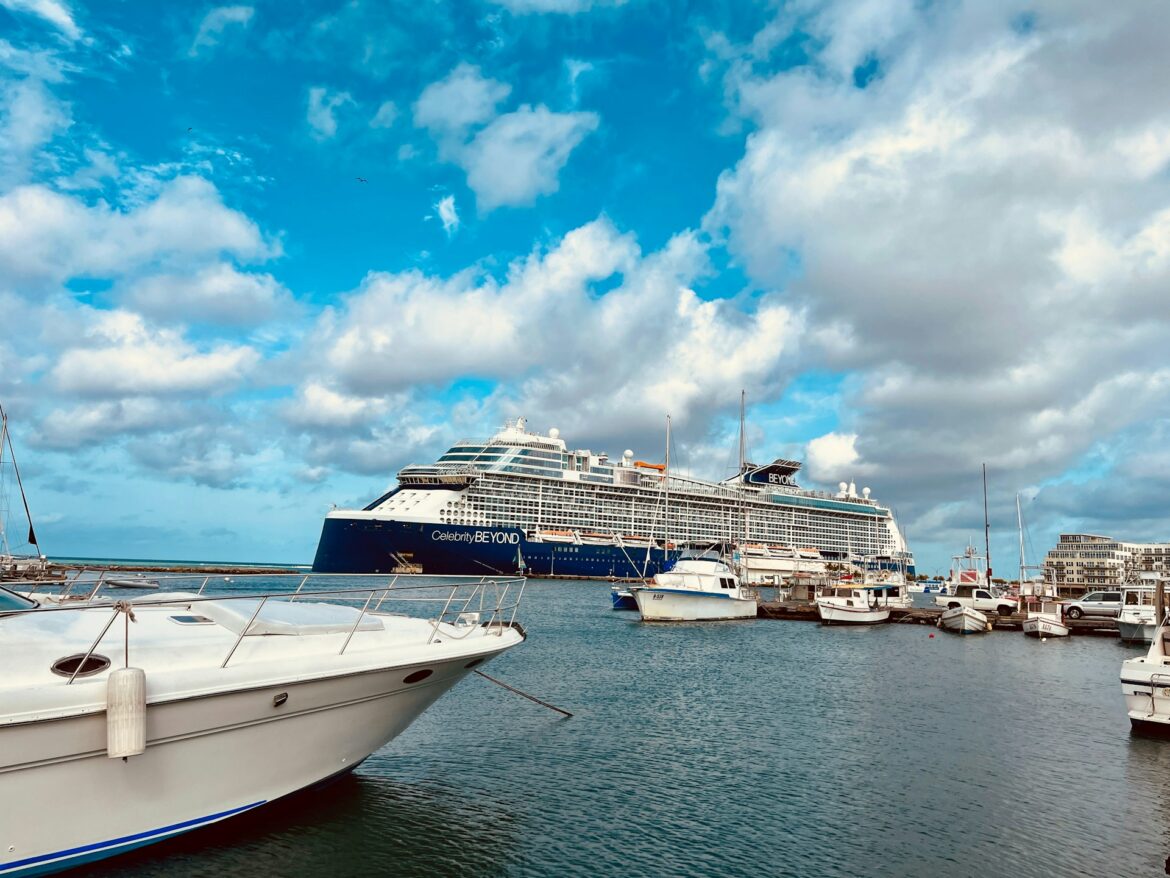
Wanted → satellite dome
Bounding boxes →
[549,427,560,439]
[624,449,634,459]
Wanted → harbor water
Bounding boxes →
[82,577,1168,877]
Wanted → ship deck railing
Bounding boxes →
[6,572,526,678]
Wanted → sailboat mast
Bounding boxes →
[664,414,671,557]
[1016,493,1025,591]
[983,463,991,585]
[0,407,9,557]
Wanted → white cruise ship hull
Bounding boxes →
[633,588,757,622]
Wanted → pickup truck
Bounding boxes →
[934,585,1017,616]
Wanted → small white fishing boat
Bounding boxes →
[815,583,895,625]
[0,573,526,876]
[938,605,990,635]
[632,558,756,622]
[1015,496,1069,638]
[106,574,161,590]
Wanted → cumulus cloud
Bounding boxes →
[413,65,598,210]
[189,5,254,57]
[306,86,355,140]
[490,0,626,13]
[0,0,81,41]
[50,310,259,398]
[124,263,289,326]
[0,175,273,283]
[435,195,459,236]
[0,74,71,184]
[413,63,510,145]
[369,100,397,129]
[705,0,1170,560]
[33,398,198,449]
[291,217,801,470]
[463,105,598,209]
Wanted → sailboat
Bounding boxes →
[1017,494,1069,638]
[0,403,50,581]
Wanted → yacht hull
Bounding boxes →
[1118,619,1156,644]
[938,606,989,635]
[0,652,508,877]
[633,588,757,622]
[815,601,890,625]
[1023,616,1070,638]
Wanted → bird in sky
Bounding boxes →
[356,177,368,183]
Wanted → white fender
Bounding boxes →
[107,667,146,758]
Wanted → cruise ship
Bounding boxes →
[312,418,914,580]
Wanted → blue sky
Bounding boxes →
[2,0,1169,572]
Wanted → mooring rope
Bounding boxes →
[473,669,573,718]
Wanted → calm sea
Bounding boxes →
[80,578,1169,877]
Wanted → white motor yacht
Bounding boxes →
[0,574,526,876]
[815,583,895,625]
[1120,606,1170,735]
[632,558,757,622]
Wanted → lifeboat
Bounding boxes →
[633,461,666,472]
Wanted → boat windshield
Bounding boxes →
[0,586,37,611]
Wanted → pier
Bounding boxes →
[756,601,1123,636]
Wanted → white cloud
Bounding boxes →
[124,263,289,326]
[189,6,254,57]
[50,310,259,398]
[369,100,397,129]
[413,63,510,145]
[0,74,71,184]
[34,399,197,449]
[413,65,599,209]
[0,0,81,41]
[294,217,801,461]
[0,175,273,283]
[490,0,626,13]
[805,432,862,483]
[306,86,355,140]
[463,105,598,210]
[282,382,390,430]
[704,0,1170,559]
[435,194,459,236]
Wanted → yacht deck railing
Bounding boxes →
[4,573,526,682]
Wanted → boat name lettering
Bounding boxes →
[431,529,520,545]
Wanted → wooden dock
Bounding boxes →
[756,601,1121,636]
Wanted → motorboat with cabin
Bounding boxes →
[1016,495,1069,638]
[1116,577,1167,644]
[631,558,757,622]
[815,582,897,625]
[1120,582,1170,734]
[0,572,526,876]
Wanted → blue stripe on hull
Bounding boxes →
[1,802,265,877]
[312,519,677,580]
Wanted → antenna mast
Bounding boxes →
[983,463,991,585]
[738,389,746,473]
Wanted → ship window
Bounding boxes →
[403,669,434,684]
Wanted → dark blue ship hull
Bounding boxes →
[311,518,678,579]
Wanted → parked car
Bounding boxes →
[1064,590,1123,619]
[934,584,1017,616]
